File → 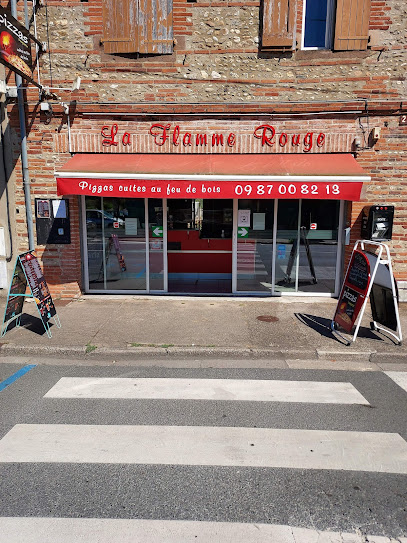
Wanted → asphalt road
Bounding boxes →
[0,362,406,542]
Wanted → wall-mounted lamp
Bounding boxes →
[354,137,362,150]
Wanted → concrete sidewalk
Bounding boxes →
[0,295,406,367]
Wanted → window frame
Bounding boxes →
[301,0,336,51]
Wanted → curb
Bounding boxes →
[1,343,407,363]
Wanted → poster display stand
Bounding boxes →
[332,241,402,345]
[285,227,317,285]
[1,251,61,339]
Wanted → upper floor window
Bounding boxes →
[302,0,336,50]
[102,0,173,56]
[261,0,371,52]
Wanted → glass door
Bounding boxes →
[167,198,233,293]
[148,198,166,292]
[274,199,342,294]
[84,196,147,292]
[235,199,275,293]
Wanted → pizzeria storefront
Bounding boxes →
[56,151,369,297]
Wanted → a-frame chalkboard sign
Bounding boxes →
[332,241,402,345]
[1,251,61,339]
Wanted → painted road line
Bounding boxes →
[44,377,370,404]
[0,517,403,543]
[385,372,407,394]
[0,365,36,392]
[0,424,406,473]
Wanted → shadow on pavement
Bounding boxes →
[2,313,52,337]
[295,313,385,346]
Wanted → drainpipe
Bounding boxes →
[11,0,35,251]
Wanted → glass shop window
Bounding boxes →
[167,199,233,238]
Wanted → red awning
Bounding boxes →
[55,153,369,200]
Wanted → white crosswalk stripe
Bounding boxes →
[385,372,407,394]
[0,517,405,543]
[44,377,370,404]
[1,424,406,472]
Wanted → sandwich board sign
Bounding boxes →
[332,241,402,345]
[1,251,61,338]
[333,249,371,333]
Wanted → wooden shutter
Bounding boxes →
[138,0,173,54]
[102,0,139,54]
[334,0,371,51]
[261,0,296,50]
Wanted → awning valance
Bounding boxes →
[55,153,369,200]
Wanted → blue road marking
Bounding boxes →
[0,365,37,392]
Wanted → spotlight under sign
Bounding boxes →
[0,7,40,87]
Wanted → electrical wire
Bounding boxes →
[45,0,52,86]
[32,0,41,88]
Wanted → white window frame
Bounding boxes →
[301,0,336,51]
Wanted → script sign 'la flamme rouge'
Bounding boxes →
[100,124,326,153]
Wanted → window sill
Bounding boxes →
[295,49,370,60]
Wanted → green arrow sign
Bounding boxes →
[152,226,163,238]
[237,227,249,238]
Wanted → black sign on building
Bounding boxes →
[35,198,71,245]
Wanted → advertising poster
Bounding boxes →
[19,252,56,324]
[0,7,33,82]
[334,250,371,333]
[3,261,27,323]
[238,210,250,227]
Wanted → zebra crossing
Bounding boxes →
[0,368,406,542]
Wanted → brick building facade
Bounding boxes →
[0,0,406,299]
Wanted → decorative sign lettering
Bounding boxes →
[58,178,362,201]
[253,125,325,153]
[334,250,371,333]
[149,124,237,148]
[400,114,407,126]
[98,124,327,153]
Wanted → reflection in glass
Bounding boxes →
[275,199,340,294]
[86,196,104,289]
[237,200,274,292]
[85,196,146,291]
[297,200,340,293]
[304,0,328,48]
[274,200,299,293]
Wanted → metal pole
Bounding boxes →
[11,0,35,251]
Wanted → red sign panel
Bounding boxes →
[57,178,363,201]
[334,250,371,332]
